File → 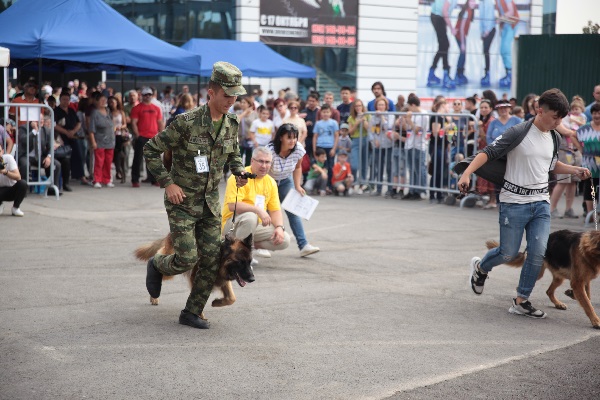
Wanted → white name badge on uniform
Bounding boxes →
[194,155,209,173]
[254,194,265,210]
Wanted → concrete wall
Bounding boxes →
[355,0,419,104]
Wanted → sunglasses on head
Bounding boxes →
[280,123,299,133]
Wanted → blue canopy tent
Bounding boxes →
[0,0,202,76]
[181,39,316,78]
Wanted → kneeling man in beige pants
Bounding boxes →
[222,147,290,259]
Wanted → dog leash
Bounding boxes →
[460,173,598,230]
[592,184,598,231]
[229,171,257,234]
[230,186,239,234]
[458,174,577,199]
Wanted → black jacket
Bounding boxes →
[453,119,560,185]
[17,125,53,161]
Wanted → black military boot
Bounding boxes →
[145,257,162,299]
[179,309,210,329]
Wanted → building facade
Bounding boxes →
[2,0,548,102]
[102,0,545,101]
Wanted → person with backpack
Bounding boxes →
[457,89,591,319]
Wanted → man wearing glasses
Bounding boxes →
[131,86,164,187]
[143,62,249,329]
[222,147,290,262]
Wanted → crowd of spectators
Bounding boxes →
[1,77,599,220]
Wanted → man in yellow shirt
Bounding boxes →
[222,147,290,258]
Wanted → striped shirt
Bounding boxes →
[577,124,600,178]
[267,142,306,182]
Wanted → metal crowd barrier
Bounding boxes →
[0,102,59,199]
[355,111,479,202]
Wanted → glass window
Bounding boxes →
[105,0,235,45]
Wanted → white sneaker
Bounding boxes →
[251,258,259,266]
[300,244,320,257]
[106,182,115,188]
[93,182,102,188]
[255,249,271,258]
[0,203,4,215]
[11,207,24,217]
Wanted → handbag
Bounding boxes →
[54,144,73,159]
[301,153,311,174]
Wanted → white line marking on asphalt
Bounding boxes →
[378,332,600,397]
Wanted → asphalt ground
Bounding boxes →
[1,181,599,400]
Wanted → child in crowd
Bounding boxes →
[331,149,354,196]
[512,106,525,120]
[304,148,328,196]
[313,104,339,190]
[448,152,464,191]
[250,105,275,147]
[563,97,587,132]
[337,123,352,156]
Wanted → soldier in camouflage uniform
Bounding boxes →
[144,62,249,329]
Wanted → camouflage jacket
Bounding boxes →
[144,104,244,216]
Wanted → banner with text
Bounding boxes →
[259,0,358,48]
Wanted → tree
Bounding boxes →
[582,20,600,34]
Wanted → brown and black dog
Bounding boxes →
[486,229,600,329]
[135,233,255,314]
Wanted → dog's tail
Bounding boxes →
[134,235,170,261]
[485,240,526,268]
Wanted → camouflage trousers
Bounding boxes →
[154,201,221,316]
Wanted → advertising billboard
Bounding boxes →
[259,0,358,48]
[417,0,532,98]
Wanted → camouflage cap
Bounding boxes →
[210,61,246,96]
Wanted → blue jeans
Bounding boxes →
[277,177,308,250]
[351,136,368,182]
[407,148,427,194]
[372,147,392,194]
[480,201,550,299]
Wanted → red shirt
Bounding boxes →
[130,102,162,138]
[10,95,44,126]
[332,161,351,184]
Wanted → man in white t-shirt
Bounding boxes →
[0,145,27,216]
[250,106,275,147]
[458,88,591,319]
[403,95,429,200]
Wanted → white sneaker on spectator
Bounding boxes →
[93,182,102,188]
[106,182,115,188]
[11,207,24,217]
[0,203,4,215]
[300,244,320,257]
[255,249,271,258]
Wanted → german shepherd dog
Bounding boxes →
[486,229,600,329]
[135,232,255,315]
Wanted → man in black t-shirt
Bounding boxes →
[301,93,319,159]
[54,90,82,188]
[337,86,352,124]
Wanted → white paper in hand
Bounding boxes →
[281,189,319,220]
